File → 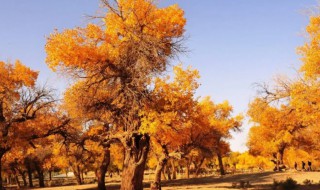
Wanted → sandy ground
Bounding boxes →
[5,170,320,190]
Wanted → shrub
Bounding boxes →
[303,179,312,185]
[272,177,298,190]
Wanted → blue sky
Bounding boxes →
[0,1,317,152]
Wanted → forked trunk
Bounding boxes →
[96,146,111,190]
[194,157,205,177]
[17,169,27,187]
[120,133,150,190]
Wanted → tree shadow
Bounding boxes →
[160,171,276,188]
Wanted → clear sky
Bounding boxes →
[0,0,317,152]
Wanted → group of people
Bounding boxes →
[294,161,312,171]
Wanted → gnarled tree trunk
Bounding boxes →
[96,146,111,190]
[120,133,150,190]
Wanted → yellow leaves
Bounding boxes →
[46,0,186,77]
[140,65,199,148]
[235,152,273,170]
[46,27,114,73]
[198,96,241,138]
[298,15,320,78]
[0,60,38,91]
[110,143,124,169]
[12,60,38,87]
[104,0,185,42]
[173,64,200,93]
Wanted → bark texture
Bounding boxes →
[120,133,150,190]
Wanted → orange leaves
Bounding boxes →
[45,26,114,73]
[198,97,242,138]
[0,60,38,94]
[104,0,185,42]
[46,0,186,76]
[12,60,38,87]
[140,65,199,147]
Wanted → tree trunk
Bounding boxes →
[25,158,33,188]
[217,152,225,175]
[21,173,27,187]
[27,167,33,187]
[14,174,20,189]
[0,150,8,190]
[185,158,192,179]
[17,169,27,187]
[279,149,285,165]
[151,148,168,190]
[186,163,191,179]
[0,154,2,190]
[96,146,111,190]
[49,170,52,181]
[171,160,176,180]
[120,133,150,190]
[35,164,45,187]
[195,157,205,177]
[73,165,83,185]
[81,171,84,183]
[166,165,171,180]
[161,170,166,180]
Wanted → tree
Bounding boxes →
[196,97,242,175]
[45,0,186,189]
[298,15,320,78]
[247,76,318,171]
[140,65,199,189]
[0,60,59,190]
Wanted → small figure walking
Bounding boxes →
[308,161,312,171]
[302,161,306,171]
[294,162,298,170]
